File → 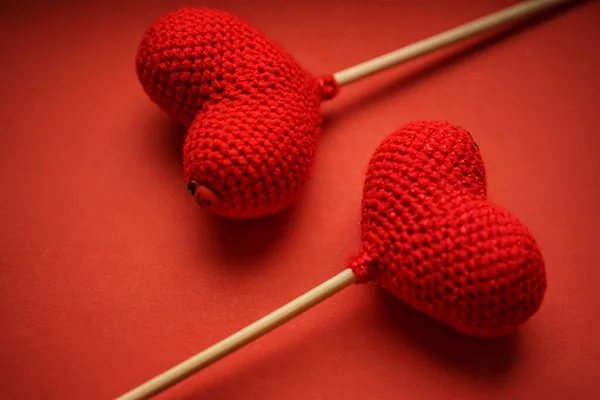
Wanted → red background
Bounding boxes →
[1,1,599,399]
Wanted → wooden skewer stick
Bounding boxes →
[116,269,357,400]
[333,0,574,86]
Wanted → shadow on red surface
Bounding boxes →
[374,288,521,377]
[203,208,297,264]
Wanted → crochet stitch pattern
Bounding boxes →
[350,121,546,337]
[136,7,338,218]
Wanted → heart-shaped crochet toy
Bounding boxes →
[115,120,549,399]
[136,8,337,218]
[350,121,546,337]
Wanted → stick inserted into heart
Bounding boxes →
[136,0,573,219]
[116,121,546,399]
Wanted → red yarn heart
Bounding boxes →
[136,8,337,218]
[350,121,546,337]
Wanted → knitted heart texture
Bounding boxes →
[349,121,546,337]
[136,7,338,218]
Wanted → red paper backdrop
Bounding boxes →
[1,1,599,399]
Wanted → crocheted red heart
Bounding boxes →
[350,121,546,337]
[136,8,337,218]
